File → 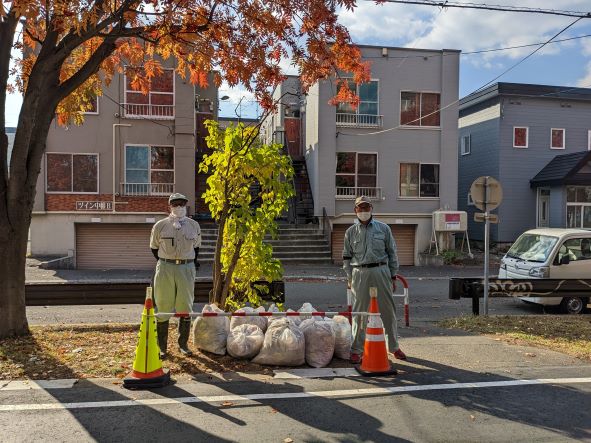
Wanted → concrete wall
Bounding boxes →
[34,60,199,214]
[31,62,217,257]
[304,46,460,261]
[30,213,167,256]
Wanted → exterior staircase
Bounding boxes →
[289,158,315,225]
[197,223,332,264]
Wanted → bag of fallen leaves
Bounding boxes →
[252,318,305,366]
[299,319,335,368]
[298,302,318,323]
[330,315,352,360]
[227,324,265,359]
[192,304,230,355]
[230,306,268,333]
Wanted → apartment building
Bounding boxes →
[459,83,591,243]
[30,61,217,269]
[265,45,460,265]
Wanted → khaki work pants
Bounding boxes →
[350,265,399,354]
[154,260,196,322]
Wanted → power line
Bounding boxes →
[338,16,585,137]
[370,0,591,18]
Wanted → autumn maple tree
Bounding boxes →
[0,0,369,338]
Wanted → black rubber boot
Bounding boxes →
[178,318,193,356]
[156,321,169,360]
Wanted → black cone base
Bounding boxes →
[355,364,397,377]
[123,369,171,390]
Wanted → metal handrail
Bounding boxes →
[322,206,332,250]
[336,113,383,128]
[122,103,175,119]
[335,187,383,200]
[121,182,174,196]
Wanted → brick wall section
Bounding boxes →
[45,194,169,212]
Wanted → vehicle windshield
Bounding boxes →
[506,234,558,263]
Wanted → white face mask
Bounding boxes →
[357,211,372,222]
[171,206,186,218]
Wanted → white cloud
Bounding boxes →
[338,0,591,66]
[576,61,591,87]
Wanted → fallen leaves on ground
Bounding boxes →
[439,315,591,361]
[0,323,351,381]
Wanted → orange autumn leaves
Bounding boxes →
[5,0,370,125]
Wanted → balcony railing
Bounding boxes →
[335,187,383,200]
[122,103,175,119]
[121,183,175,196]
[336,113,383,128]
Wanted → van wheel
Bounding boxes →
[560,297,586,315]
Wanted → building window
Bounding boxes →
[467,193,475,206]
[566,186,591,228]
[80,95,99,114]
[513,127,528,148]
[124,68,174,119]
[46,153,98,193]
[335,152,380,199]
[588,130,591,151]
[124,145,174,196]
[461,134,471,155]
[551,128,565,149]
[399,163,439,198]
[400,92,440,127]
[336,80,381,127]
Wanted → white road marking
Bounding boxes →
[1,377,590,412]
[273,368,359,379]
[0,380,77,391]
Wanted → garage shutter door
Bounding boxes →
[76,224,155,270]
[331,224,416,266]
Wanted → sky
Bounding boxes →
[5,0,591,125]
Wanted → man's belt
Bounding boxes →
[159,258,193,265]
[352,262,387,268]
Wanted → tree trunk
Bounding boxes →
[0,223,29,337]
[220,238,245,308]
[211,209,228,305]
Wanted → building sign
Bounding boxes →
[76,201,112,211]
[445,213,461,230]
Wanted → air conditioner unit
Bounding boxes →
[432,211,467,232]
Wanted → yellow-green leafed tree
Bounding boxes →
[200,121,294,309]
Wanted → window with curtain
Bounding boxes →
[400,92,440,127]
[125,145,174,195]
[399,163,440,198]
[46,153,98,193]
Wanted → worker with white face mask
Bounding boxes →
[342,196,406,364]
[150,193,201,359]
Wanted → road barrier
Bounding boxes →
[24,280,284,306]
[154,311,381,318]
[449,277,591,315]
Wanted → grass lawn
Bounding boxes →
[439,315,591,361]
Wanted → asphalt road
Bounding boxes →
[25,279,544,325]
[5,279,591,442]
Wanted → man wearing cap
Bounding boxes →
[342,196,406,364]
[150,193,201,358]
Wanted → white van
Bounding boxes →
[498,228,591,314]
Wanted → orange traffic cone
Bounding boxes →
[355,287,397,377]
[123,287,170,389]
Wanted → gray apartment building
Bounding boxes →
[30,61,217,269]
[458,83,591,243]
[266,45,461,265]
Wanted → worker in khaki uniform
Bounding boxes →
[150,193,201,359]
[342,196,407,364]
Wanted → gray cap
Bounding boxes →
[169,193,188,204]
[354,196,372,207]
